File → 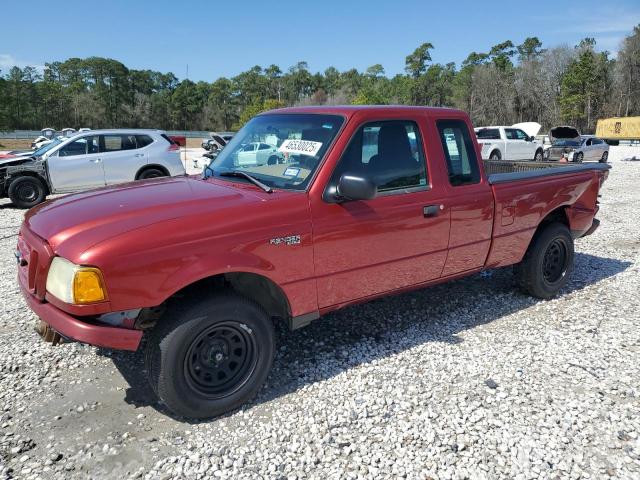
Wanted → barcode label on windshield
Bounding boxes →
[278,139,322,157]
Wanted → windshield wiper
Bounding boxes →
[218,170,273,193]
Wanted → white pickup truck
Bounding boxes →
[475,123,544,161]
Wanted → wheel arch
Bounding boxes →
[135,164,170,179]
[162,270,293,328]
[6,172,50,195]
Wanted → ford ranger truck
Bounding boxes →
[16,106,610,419]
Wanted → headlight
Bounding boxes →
[46,257,107,304]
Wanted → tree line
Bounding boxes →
[0,25,638,134]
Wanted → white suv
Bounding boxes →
[2,129,186,208]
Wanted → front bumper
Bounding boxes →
[19,277,143,351]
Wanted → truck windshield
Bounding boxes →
[205,113,343,190]
[33,138,63,157]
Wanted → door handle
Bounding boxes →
[135,153,144,158]
[90,158,102,163]
[423,204,442,218]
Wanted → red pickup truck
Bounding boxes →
[17,106,610,418]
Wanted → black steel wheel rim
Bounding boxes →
[184,321,257,398]
[542,238,568,284]
[17,182,37,202]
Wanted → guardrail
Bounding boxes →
[0,130,212,139]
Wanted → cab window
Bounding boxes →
[437,119,480,186]
[329,120,427,194]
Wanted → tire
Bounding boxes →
[138,168,166,180]
[489,150,501,161]
[145,293,275,419]
[267,155,279,165]
[8,176,46,209]
[534,149,543,162]
[514,222,574,300]
[600,151,609,163]
[574,152,583,163]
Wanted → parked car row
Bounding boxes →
[474,123,609,163]
[1,129,184,208]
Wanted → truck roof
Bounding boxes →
[263,105,467,118]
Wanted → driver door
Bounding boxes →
[48,135,106,192]
[310,118,451,308]
[515,128,534,159]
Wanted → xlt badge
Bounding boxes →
[270,235,301,246]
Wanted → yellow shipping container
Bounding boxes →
[596,117,640,140]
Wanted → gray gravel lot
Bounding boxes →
[1,148,639,479]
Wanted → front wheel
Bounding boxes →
[145,294,275,419]
[600,151,609,163]
[534,149,543,162]
[489,150,501,161]
[574,152,584,163]
[8,176,47,209]
[514,222,574,299]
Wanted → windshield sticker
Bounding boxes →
[283,167,300,177]
[278,139,323,157]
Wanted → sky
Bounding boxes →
[1,0,639,82]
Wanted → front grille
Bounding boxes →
[17,226,53,300]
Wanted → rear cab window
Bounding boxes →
[476,128,500,140]
[437,119,481,186]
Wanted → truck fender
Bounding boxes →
[154,253,294,325]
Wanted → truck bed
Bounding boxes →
[483,160,610,184]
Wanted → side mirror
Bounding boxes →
[336,173,377,202]
[527,136,534,142]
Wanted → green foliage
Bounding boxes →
[518,37,545,61]
[405,43,434,78]
[1,26,638,133]
[560,39,612,131]
[233,99,285,130]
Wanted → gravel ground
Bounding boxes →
[1,147,639,480]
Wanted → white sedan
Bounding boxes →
[235,142,282,166]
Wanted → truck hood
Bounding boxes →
[24,176,268,256]
[550,126,580,143]
[512,122,541,137]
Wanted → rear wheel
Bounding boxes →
[145,293,275,419]
[600,150,609,163]
[514,222,574,299]
[490,150,501,161]
[8,176,46,209]
[138,168,166,180]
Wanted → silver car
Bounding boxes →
[1,129,185,208]
[545,136,609,163]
